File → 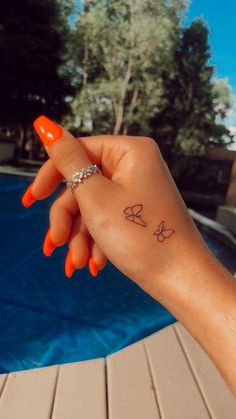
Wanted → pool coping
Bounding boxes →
[0,166,37,178]
[189,208,236,254]
[0,322,235,417]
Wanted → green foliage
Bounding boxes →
[147,19,233,155]
[66,0,187,136]
[212,78,233,119]
[1,0,233,158]
[66,3,233,156]
[0,0,74,125]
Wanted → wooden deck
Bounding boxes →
[0,322,235,418]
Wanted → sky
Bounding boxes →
[185,0,236,128]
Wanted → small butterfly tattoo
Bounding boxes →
[123,204,147,227]
[153,220,175,242]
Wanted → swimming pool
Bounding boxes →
[0,174,235,373]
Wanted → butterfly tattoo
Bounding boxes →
[123,204,147,227]
[153,220,175,242]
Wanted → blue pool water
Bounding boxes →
[0,175,235,373]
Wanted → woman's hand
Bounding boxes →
[26,115,205,296]
[21,115,236,396]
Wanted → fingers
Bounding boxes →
[43,187,79,256]
[33,116,117,218]
[33,159,63,198]
[42,188,107,278]
[34,115,98,179]
[21,159,63,207]
[65,215,107,278]
[88,240,107,276]
[65,215,90,277]
[22,128,135,208]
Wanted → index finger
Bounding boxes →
[21,159,63,207]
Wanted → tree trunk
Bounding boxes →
[83,42,89,87]
[113,0,136,135]
[122,85,139,134]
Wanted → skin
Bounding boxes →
[29,158,107,269]
[31,130,236,397]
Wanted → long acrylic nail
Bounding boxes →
[88,256,99,277]
[21,184,36,208]
[33,115,63,146]
[65,249,75,278]
[43,229,56,257]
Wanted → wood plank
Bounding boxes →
[52,359,107,419]
[175,322,236,418]
[0,365,58,419]
[144,325,210,419]
[107,340,160,419]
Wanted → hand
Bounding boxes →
[26,115,205,297]
[22,115,236,396]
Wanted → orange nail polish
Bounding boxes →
[88,256,98,277]
[65,249,75,278]
[21,184,36,208]
[43,229,56,257]
[33,115,63,146]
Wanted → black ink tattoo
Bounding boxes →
[123,204,147,227]
[123,205,175,242]
[153,220,175,242]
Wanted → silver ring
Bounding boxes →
[66,164,101,193]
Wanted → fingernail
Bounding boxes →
[21,184,36,208]
[33,115,63,146]
[88,256,99,277]
[43,229,56,257]
[65,249,75,278]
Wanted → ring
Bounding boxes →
[66,164,102,193]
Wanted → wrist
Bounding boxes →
[144,230,208,301]
[148,235,232,312]
[146,236,236,395]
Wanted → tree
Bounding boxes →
[66,4,233,157]
[66,0,187,135]
[149,19,233,157]
[0,0,74,157]
[212,78,233,119]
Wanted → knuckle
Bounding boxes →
[140,137,161,157]
[127,135,162,162]
[143,136,159,149]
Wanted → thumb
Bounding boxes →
[33,115,115,213]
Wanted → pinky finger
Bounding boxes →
[65,214,107,278]
[65,215,89,278]
[88,240,107,277]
